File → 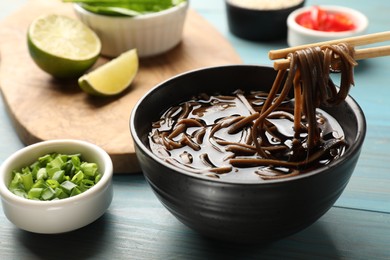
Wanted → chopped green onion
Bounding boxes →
[36,168,48,180]
[28,187,43,200]
[47,167,60,179]
[95,173,102,183]
[41,187,56,201]
[71,171,84,184]
[12,189,28,198]
[60,180,77,194]
[9,172,23,188]
[81,162,98,177]
[8,153,102,201]
[55,188,68,199]
[38,154,52,165]
[21,172,34,191]
[52,170,65,183]
[61,161,74,175]
[70,187,82,197]
[71,155,81,167]
[80,179,95,191]
[32,179,47,189]
[46,179,59,189]
[48,156,64,169]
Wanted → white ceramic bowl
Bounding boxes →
[74,1,189,58]
[287,5,368,46]
[0,139,113,234]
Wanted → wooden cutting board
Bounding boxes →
[0,0,242,173]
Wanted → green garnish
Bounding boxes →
[8,153,102,201]
[63,0,186,17]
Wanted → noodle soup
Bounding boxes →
[148,44,356,182]
[148,90,346,182]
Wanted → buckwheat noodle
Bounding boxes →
[149,43,357,181]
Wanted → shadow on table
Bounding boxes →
[200,224,341,259]
[14,213,113,260]
[158,220,343,259]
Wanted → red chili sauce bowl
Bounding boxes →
[296,6,356,32]
[287,5,368,46]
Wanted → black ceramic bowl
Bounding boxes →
[225,0,305,41]
[130,65,366,243]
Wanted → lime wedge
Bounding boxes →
[78,49,139,96]
[27,14,101,79]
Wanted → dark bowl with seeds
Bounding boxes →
[130,65,366,243]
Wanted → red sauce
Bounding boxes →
[296,6,356,32]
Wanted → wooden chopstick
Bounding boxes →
[273,45,390,70]
[268,31,390,60]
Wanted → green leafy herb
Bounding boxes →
[63,0,186,16]
[8,153,101,201]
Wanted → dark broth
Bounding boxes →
[148,90,346,182]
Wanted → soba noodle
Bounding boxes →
[148,43,357,181]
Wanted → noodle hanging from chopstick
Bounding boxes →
[230,43,356,167]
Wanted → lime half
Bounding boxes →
[78,49,139,96]
[27,14,101,79]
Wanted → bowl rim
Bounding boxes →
[130,64,366,185]
[73,0,189,20]
[287,5,369,37]
[226,0,305,12]
[0,139,113,206]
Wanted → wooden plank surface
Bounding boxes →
[0,0,242,173]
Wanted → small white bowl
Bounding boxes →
[0,139,113,234]
[74,1,189,58]
[287,5,368,46]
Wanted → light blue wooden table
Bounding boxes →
[1,0,390,259]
